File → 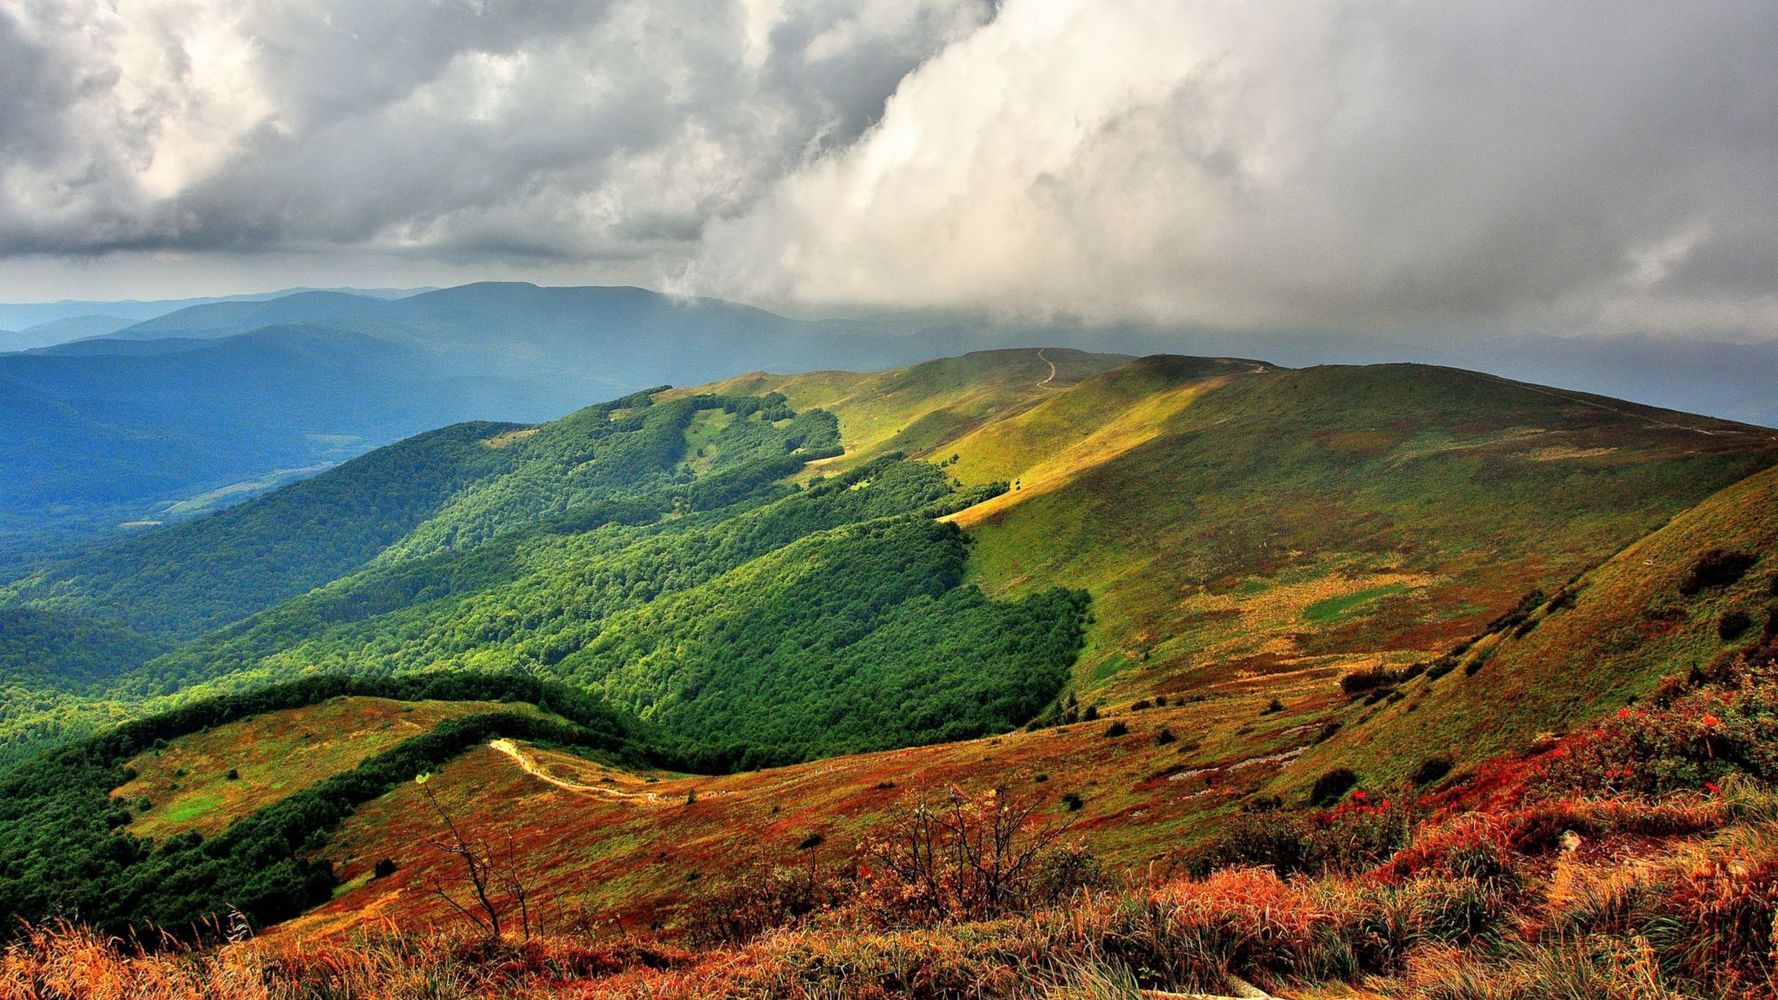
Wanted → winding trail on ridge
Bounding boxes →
[488,738,668,805]
[1036,348,1059,389]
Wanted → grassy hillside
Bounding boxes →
[1305,461,1778,786]
[692,355,1778,723]
[298,680,1316,939]
[949,362,1778,703]
[686,348,1134,471]
[0,673,647,938]
[114,696,548,839]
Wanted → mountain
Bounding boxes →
[0,315,138,352]
[15,283,1775,570]
[104,282,971,388]
[0,324,545,563]
[0,285,980,562]
[2,347,1777,998]
[0,287,429,338]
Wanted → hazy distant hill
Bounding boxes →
[0,324,539,559]
[0,284,962,560]
[107,281,963,386]
[0,287,427,335]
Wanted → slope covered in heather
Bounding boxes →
[1307,460,1778,785]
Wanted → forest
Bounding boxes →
[0,388,1084,770]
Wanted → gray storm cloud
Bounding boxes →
[0,0,992,257]
[1,0,1775,339]
[691,1,1778,336]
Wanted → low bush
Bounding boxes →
[686,859,847,945]
[855,788,1067,925]
[1720,609,1753,641]
[1309,768,1360,807]
[1412,755,1453,786]
[1681,549,1759,596]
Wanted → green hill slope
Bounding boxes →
[690,348,1136,470]
[0,608,170,768]
[948,362,1778,700]
[1302,461,1778,786]
[7,382,1085,768]
[0,674,644,938]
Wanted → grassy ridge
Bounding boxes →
[1308,461,1778,786]
[688,349,1132,471]
[955,362,1778,702]
[115,696,548,839]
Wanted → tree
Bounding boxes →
[414,772,541,941]
[860,786,1066,923]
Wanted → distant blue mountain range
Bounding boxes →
[3,281,1773,568]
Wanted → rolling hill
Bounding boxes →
[0,284,965,562]
[1305,460,1778,785]
[2,346,1777,998]
[704,353,1778,707]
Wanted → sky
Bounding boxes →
[1,0,1775,342]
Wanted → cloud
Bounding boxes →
[689,1,1778,337]
[1,0,1774,339]
[0,0,991,257]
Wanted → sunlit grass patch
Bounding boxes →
[1304,583,1413,623]
[115,696,539,839]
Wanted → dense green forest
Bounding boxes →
[0,387,1084,770]
[562,515,1086,767]
[0,674,649,939]
[0,608,170,768]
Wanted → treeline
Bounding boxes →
[0,607,166,689]
[0,673,652,940]
[130,456,959,695]
[564,514,1089,768]
[0,608,170,771]
[2,386,1085,776]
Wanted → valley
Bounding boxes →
[2,347,1776,998]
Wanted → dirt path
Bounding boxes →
[488,738,668,805]
[1036,348,1059,389]
[1144,974,1277,1000]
